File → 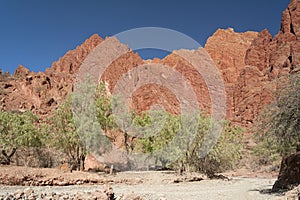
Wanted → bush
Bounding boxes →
[190,121,244,176]
[253,72,300,164]
[133,111,181,169]
[95,82,116,132]
[0,110,43,165]
[47,95,86,170]
[10,78,241,173]
[133,111,244,175]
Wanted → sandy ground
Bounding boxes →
[113,176,281,200]
[0,166,291,200]
[0,177,284,200]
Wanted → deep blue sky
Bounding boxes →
[0,0,290,74]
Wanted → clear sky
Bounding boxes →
[0,0,290,74]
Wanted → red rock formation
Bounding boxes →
[1,0,298,135]
[51,34,103,74]
[234,0,300,127]
[0,28,268,129]
[101,51,144,91]
[14,65,30,77]
[0,34,103,118]
[131,83,181,114]
[205,28,258,84]
[204,28,258,120]
[270,0,300,75]
[233,66,275,126]
[245,29,272,72]
[161,52,212,113]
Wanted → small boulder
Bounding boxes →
[84,154,104,172]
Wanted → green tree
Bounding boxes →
[91,80,244,174]
[133,111,180,168]
[254,72,300,163]
[72,78,114,168]
[190,121,244,176]
[95,83,141,153]
[0,110,42,165]
[133,111,243,175]
[95,82,116,132]
[48,95,86,171]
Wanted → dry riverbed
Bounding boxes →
[0,166,297,200]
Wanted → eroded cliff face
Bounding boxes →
[234,0,300,127]
[51,34,103,74]
[110,27,259,117]
[1,0,299,133]
[245,0,300,77]
[205,28,258,84]
[0,34,103,117]
[204,28,258,120]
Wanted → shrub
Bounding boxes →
[253,72,300,164]
[47,95,86,170]
[0,110,43,165]
[133,111,244,175]
[190,121,244,176]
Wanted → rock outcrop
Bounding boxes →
[244,0,300,77]
[1,0,299,136]
[244,29,272,72]
[233,0,300,127]
[204,28,258,119]
[270,0,300,76]
[0,34,103,117]
[126,27,259,117]
[205,28,258,84]
[51,34,103,74]
[14,65,30,77]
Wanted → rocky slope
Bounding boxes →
[0,0,299,133]
[0,34,103,117]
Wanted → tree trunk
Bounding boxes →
[124,132,129,153]
[79,153,85,171]
[1,148,16,165]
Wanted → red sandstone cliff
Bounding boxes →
[0,0,299,133]
[234,0,300,127]
[0,34,103,117]
[204,28,258,120]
